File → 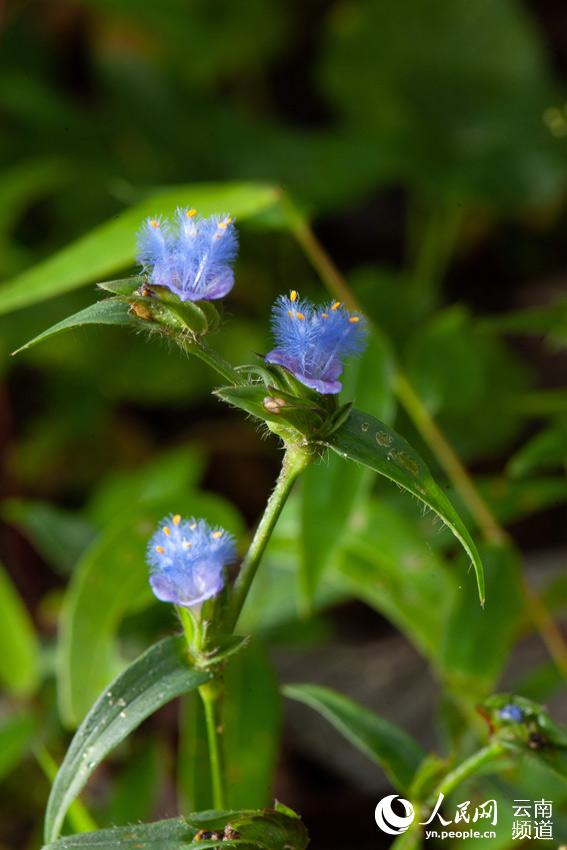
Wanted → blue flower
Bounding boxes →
[147,515,237,607]
[137,208,238,302]
[265,291,367,394]
[499,704,524,723]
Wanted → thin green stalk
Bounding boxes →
[433,741,505,800]
[288,211,567,677]
[198,681,225,809]
[228,446,311,630]
[35,746,97,835]
[408,199,465,298]
[187,340,242,386]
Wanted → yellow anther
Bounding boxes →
[218,217,232,230]
[163,527,171,536]
[331,301,341,311]
[349,316,360,323]
[212,530,223,539]
[288,310,295,318]
[322,312,329,319]
[149,219,160,228]
[173,514,181,526]
[290,290,298,302]
[190,523,197,530]
[183,541,192,549]
[296,312,305,321]
[155,545,165,554]
[186,208,197,218]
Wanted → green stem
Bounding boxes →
[433,741,505,800]
[187,341,242,386]
[35,746,97,835]
[199,681,226,809]
[228,446,311,630]
[408,198,464,299]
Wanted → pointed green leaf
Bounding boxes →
[0,182,280,315]
[42,809,309,850]
[322,409,485,604]
[0,562,40,696]
[0,711,36,780]
[441,545,523,697]
[283,683,424,793]
[12,299,138,355]
[45,636,211,844]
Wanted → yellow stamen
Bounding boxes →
[186,208,197,218]
[349,316,360,323]
[173,514,181,526]
[155,545,165,554]
[290,290,298,302]
[212,530,223,539]
[163,527,171,536]
[322,312,329,319]
[183,541,192,549]
[288,310,295,318]
[149,219,160,228]
[218,217,232,230]
[190,523,197,530]
[331,301,341,311]
[296,312,305,321]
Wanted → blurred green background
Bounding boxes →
[0,1,566,848]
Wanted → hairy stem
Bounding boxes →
[187,340,242,386]
[289,210,567,677]
[228,446,311,630]
[198,681,226,809]
[433,741,506,800]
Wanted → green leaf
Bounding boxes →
[0,182,280,315]
[480,297,567,349]
[87,444,205,526]
[101,741,162,828]
[58,492,242,726]
[214,385,319,437]
[12,299,138,355]
[200,635,251,669]
[0,711,36,781]
[283,683,424,793]
[2,499,96,575]
[440,545,524,698]
[45,636,211,844]
[322,408,485,604]
[42,809,309,850]
[508,417,567,477]
[337,499,456,661]
[0,562,40,696]
[300,456,370,608]
[224,641,281,808]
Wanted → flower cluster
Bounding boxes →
[265,291,367,394]
[147,515,237,608]
[137,208,238,302]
